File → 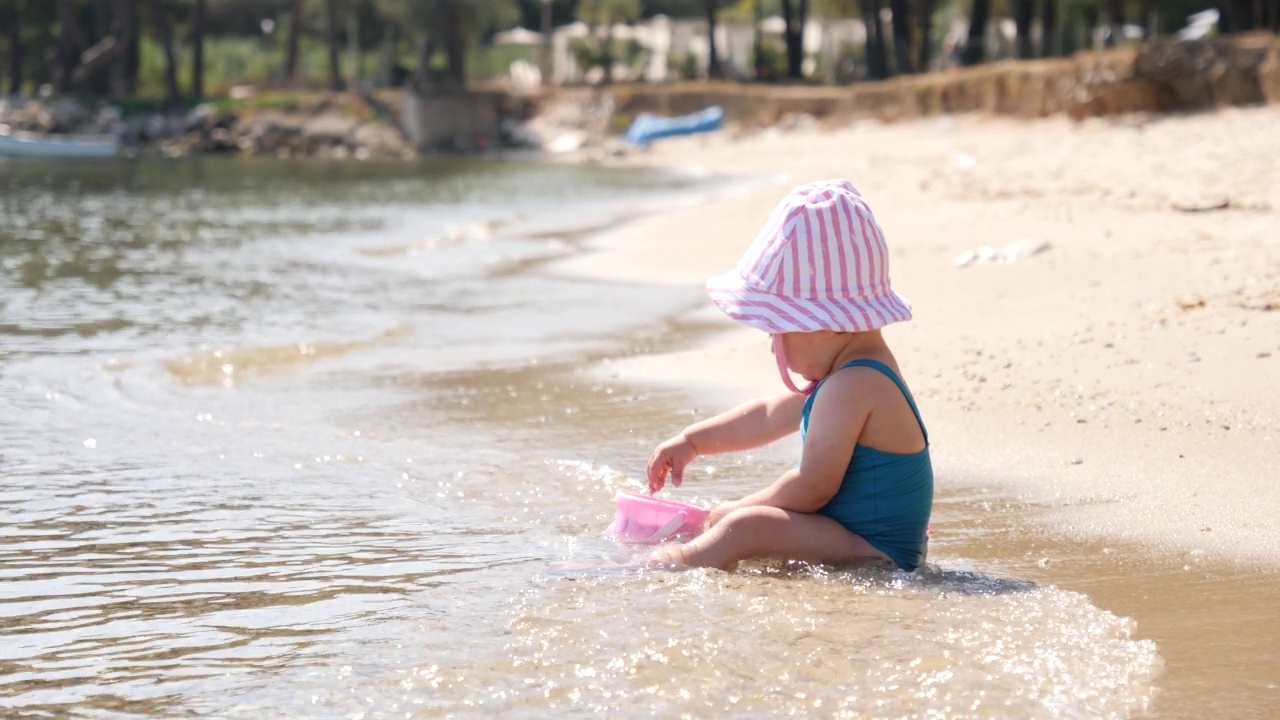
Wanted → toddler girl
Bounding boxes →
[646,179,932,572]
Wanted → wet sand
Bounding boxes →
[554,105,1280,716]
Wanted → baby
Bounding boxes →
[646,179,932,572]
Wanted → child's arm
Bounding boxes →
[647,391,807,493]
[719,371,871,514]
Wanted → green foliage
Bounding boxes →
[815,0,860,16]
[576,0,643,26]
[570,36,605,69]
[666,51,699,78]
[467,42,539,80]
[373,0,520,84]
[725,0,781,20]
[374,0,520,42]
[752,38,788,81]
[132,34,392,96]
[826,40,864,82]
[569,33,650,77]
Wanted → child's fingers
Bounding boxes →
[645,452,663,488]
[648,458,668,494]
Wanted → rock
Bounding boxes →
[236,113,304,156]
[301,114,359,144]
[1260,39,1280,104]
[352,122,412,159]
[207,128,237,153]
[39,98,93,133]
[1134,31,1276,110]
[184,103,235,133]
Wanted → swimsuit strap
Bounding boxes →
[834,359,929,444]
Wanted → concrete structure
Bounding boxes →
[401,91,504,151]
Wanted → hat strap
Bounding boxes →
[772,335,816,395]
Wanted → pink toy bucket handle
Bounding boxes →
[645,512,688,544]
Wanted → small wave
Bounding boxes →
[162,324,412,385]
[357,217,519,258]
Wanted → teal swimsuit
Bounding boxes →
[800,359,933,571]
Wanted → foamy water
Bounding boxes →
[0,157,1160,717]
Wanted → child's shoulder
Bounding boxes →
[821,361,906,404]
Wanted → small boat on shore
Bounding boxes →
[0,125,120,159]
[621,106,724,147]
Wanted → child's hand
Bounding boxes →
[646,433,698,493]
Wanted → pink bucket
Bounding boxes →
[606,491,711,544]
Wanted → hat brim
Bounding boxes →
[706,269,912,334]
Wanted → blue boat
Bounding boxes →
[622,105,724,147]
[0,125,120,158]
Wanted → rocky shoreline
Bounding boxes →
[0,93,421,160]
[0,89,626,161]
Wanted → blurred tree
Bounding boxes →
[779,0,806,78]
[1220,0,1272,30]
[191,0,205,96]
[960,0,989,64]
[1013,0,1033,57]
[751,0,765,79]
[863,0,888,78]
[643,0,708,14]
[917,0,934,69]
[513,0,589,30]
[1041,0,1058,56]
[822,0,893,78]
[53,0,86,92]
[92,0,108,38]
[147,0,180,104]
[376,0,520,89]
[112,0,140,95]
[705,0,721,77]
[284,0,306,85]
[1103,0,1123,44]
[3,0,25,94]
[201,0,292,35]
[889,0,912,72]
[324,0,342,89]
[576,0,641,82]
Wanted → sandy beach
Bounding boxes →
[554,104,1280,715]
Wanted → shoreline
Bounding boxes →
[546,105,1280,715]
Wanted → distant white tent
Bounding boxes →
[494,27,545,46]
[759,16,787,34]
[1177,9,1219,40]
[561,21,591,38]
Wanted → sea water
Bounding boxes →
[0,156,1159,718]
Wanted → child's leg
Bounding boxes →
[651,505,891,571]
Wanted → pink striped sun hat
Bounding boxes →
[707,179,912,334]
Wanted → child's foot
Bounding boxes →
[643,544,691,570]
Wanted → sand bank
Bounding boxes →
[555,105,1280,567]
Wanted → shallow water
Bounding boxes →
[1,157,1162,718]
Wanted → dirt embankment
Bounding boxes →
[562,32,1280,130]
